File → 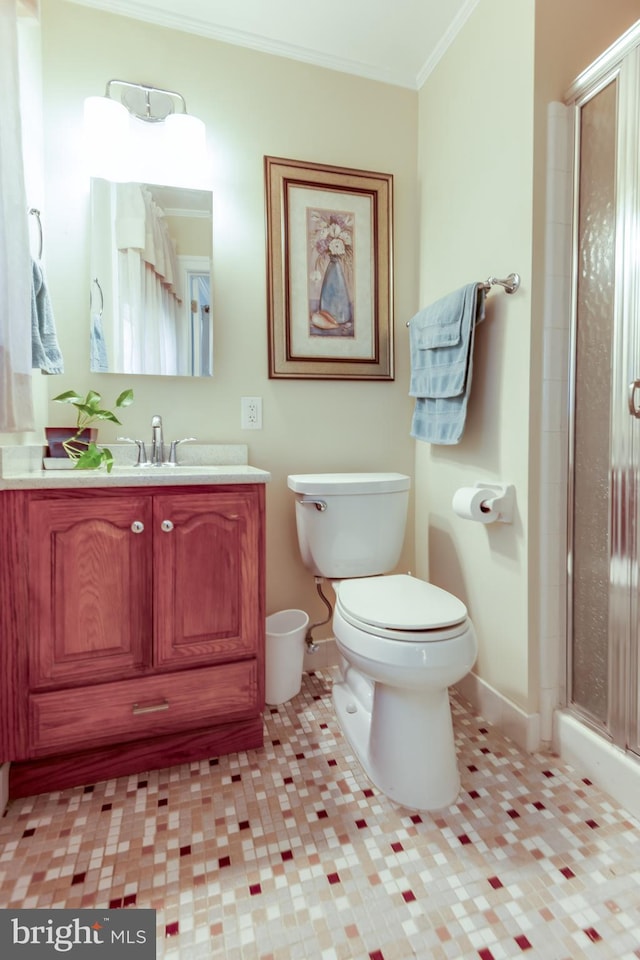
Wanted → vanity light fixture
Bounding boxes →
[84,79,208,187]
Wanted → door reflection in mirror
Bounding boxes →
[90,178,213,376]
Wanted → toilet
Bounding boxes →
[287,472,477,811]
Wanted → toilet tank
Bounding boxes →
[287,473,410,578]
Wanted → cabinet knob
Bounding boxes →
[161,519,174,533]
[131,521,145,534]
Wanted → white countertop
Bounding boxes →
[0,444,271,490]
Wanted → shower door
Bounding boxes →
[567,35,640,757]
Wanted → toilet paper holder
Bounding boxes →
[473,482,515,523]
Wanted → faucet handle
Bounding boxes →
[117,437,150,466]
[167,437,197,466]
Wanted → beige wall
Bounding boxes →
[416,0,537,711]
[416,0,640,716]
[40,0,418,630]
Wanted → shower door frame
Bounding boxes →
[565,31,640,758]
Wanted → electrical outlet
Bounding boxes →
[241,396,262,430]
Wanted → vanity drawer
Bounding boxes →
[29,661,258,756]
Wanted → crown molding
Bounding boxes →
[66,0,419,89]
[416,0,480,89]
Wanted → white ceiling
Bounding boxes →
[68,0,478,90]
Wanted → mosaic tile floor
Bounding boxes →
[1,669,640,959]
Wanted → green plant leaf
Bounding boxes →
[91,410,123,424]
[73,443,104,470]
[116,389,134,408]
[102,447,115,473]
[72,403,99,417]
[52,390,83,404]
[84,391,103,410]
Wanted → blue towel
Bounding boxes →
[408,283,485,444]
[90,311,109,373]
[31,258,64,375]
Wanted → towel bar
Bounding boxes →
[29,207,43,260]
[482,272,520,294]
[406,273,520,325]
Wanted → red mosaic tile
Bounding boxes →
[515,934,532,950]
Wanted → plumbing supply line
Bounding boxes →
[305,576,333,652]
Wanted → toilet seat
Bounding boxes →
[335,574,468,642]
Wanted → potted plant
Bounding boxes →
[48,388,134,472]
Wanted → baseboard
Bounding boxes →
[455,672,542,753]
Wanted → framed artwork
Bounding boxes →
[264,156,394,380]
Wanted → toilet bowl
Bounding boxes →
[287,472,478,811]
[332,574,477,810]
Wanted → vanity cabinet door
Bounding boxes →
[153,490,262,668]
[29,495,152,688]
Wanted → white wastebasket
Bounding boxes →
[265,609,309,705]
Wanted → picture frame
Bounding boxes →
[264,156,394,380]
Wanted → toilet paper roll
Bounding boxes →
[452,487,498,523]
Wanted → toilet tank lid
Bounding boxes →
[287,472,410,495]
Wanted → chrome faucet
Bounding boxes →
[151,415,164,466]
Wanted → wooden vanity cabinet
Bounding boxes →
[0,484,265,798]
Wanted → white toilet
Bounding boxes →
[287,472,477,811]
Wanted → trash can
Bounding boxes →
[265,609,309,705]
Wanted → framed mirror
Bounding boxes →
[89,178,213,376]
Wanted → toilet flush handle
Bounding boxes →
[300,498,327,512]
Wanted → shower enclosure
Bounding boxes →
[566,26,640,759]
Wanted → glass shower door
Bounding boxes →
[569,44,640,757]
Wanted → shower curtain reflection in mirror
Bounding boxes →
[90,178,213,377]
